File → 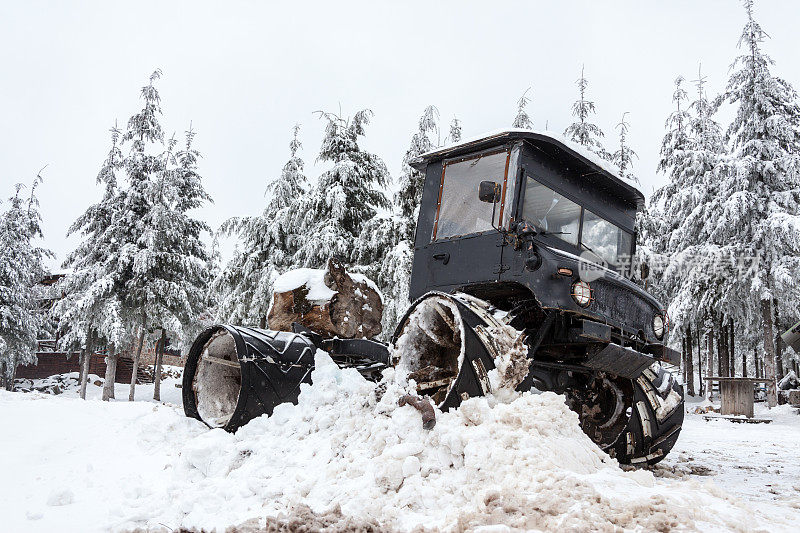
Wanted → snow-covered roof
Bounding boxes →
[413,129,643,202]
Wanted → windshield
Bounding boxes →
[581,209,632,266]
[521,177,580,245]
[521,176,633,265]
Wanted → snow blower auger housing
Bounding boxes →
[184,130,684,466]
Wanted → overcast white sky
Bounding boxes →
[2,0,799,270]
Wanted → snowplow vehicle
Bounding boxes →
[184,130,684,466]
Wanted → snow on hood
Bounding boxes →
[90,350,784,532]
[418,128,637,187]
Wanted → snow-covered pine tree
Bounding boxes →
[103,69,169,401]
[612,112,639,183]
[215,125,308,327]
[395,106,438,232]
[716,0,800,406]
[648,71,727,397]
[512,88,533,129]
[353,106,438,337]
[448,117,462,144]
[54,125,128,399]
[133,125,212,401]
[564,66,611,160]
[294,109,390,268]
[352,213,407,338]
[0,174,50,389]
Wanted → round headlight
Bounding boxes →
[653,314,665,339]
[571,280,592,307]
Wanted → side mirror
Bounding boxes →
[478,181,501,203]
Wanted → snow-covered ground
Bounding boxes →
[1,359,798,532]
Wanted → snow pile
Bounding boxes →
[778,370,798,390]
[96,351,786,532]
[14,372,103,395]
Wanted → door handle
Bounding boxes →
[433,252,450,265]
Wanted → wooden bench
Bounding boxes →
[704,377,765,418]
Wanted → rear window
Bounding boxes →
[433,151,510,240]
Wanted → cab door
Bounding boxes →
[409,147,517,299]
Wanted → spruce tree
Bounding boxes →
[716,0,800,405]
[612,112,639,183]
[564,66,610,160]
[216,125,308,326]
[294,109,390,268]
[0,174,50,389]
[134,126,212,401]
[106,69,168,401]
[448,117,462,144]
[512,88,533,129]
[54,125,128,398]
[354,106,438,336]
[648,71,726,396]
[395,106,438,232]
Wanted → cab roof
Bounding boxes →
[411,129,645,209]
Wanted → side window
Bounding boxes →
[433,151,509,240]
[521,177,580,246]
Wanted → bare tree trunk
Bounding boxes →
[706,324,715,399]
[774,306,785,380]
[761,298,778,407]
[728,317,736,376]
[686,325,695,396]
[102,349,118,401]
[128,313,147,402]
[681,334,687,385]
[153,329,166,401]
[697,321,704,395]
[754,348,760,378]
[0,361,6,390]
[79,328,93,400]
[7,360,16,390]
[717,329,723,377]
[722,321,730,377]
[259,315,267,329]
[742,347,748,378]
